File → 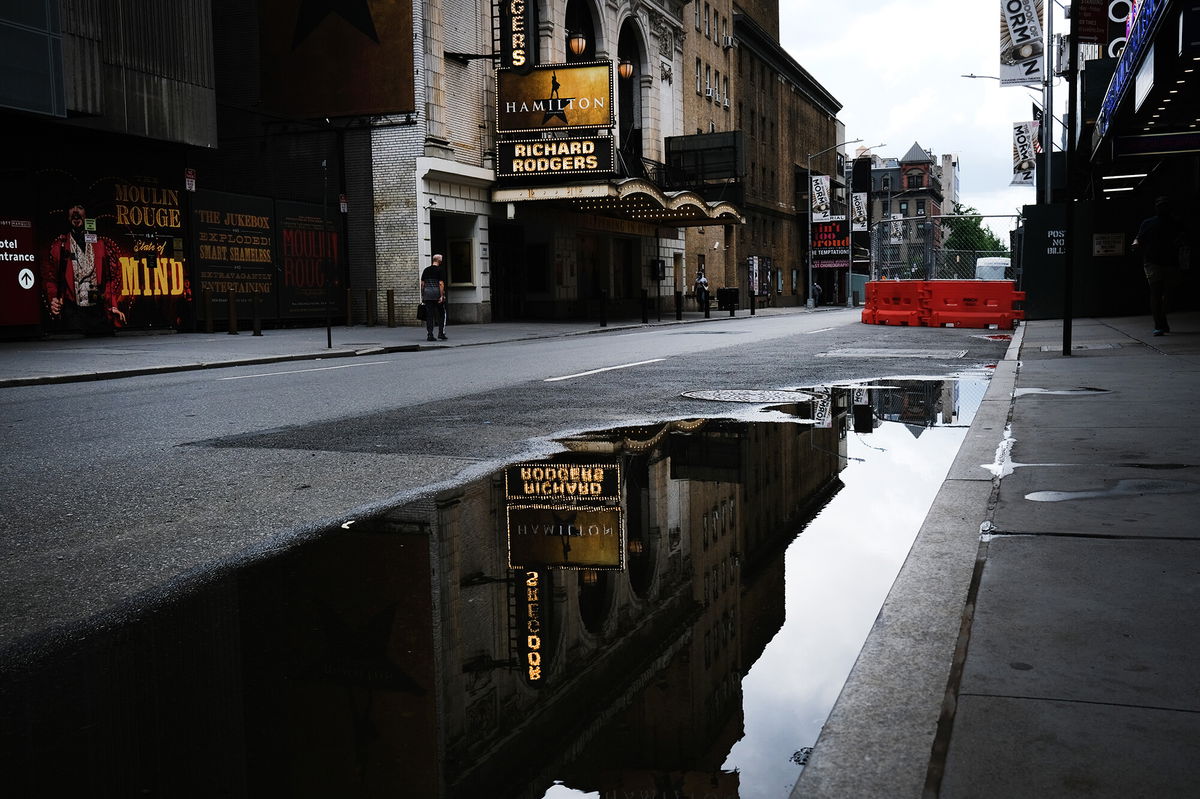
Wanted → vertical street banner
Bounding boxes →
[850,192,869,232]
[1000,0,1045,87]
[810,175,831,222]
[1011,121,1038,185]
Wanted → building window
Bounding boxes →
[881,175,891,191]
[696,58,702,94]
[917,199,926,216]
[722,16,728,43]
[704,3,710,38]
[899,200,908,217]
[695,2,701,30]
[705,65,712,99]
[907,173,923,189]
[714,69,720,101]
[723,76,729,107]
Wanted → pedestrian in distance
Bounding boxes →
[810,281,823,307]
[694,269,709,309]
[1132,196,1185,336]
[421,253,447,341]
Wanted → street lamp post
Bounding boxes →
[960,71,1054,204]
[807,138,861,308]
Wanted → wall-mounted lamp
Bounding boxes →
[618,58,635,80]
[580,569,599,585]
[568,30,588,56]
[628,539,645,555]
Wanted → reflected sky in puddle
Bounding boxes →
[540,376,987,799]
[722,377,985,797]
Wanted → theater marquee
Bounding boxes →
[496,136,615,179]
[497,62,614,133]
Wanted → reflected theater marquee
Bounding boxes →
[504,461,624,571]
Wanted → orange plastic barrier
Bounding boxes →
[861,280,1024,330]
[924,281,1025,329]
[868,280,928,326]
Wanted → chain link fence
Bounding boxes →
[868,213,1020,282]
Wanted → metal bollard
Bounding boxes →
[227,289,238,334]
[252,291,262,336]
[750,292,756,316]
[203,288,214,333]
[704,295,710,319]
[386,289,395,327]
[641,289,649,324]
[366,289,376,326]
[674,291,682,321]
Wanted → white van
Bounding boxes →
[975,257,1010,280]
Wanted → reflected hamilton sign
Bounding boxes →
[504,462,624,570]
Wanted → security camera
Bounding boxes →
[428,198,437,206]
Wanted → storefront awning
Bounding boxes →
[492,178,743,227]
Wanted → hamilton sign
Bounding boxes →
[497,62,614,133]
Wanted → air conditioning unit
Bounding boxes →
[705,87,715,98]
[723,97,730,108]
[722,35,736,49]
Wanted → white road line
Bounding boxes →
[218,361,389,380]
[544,358,666,382]
[805,327,835,334]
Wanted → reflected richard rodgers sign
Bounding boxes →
[504,462,624,570]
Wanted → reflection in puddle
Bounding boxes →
[1026,479,1199,502]
[1014,387,1111,397]
[3,378,988,799]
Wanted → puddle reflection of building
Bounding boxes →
[0,407,850,799]
[871,379,949,432]
[33,409,845,799]
[421,412,849,797]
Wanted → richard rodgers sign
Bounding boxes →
[496,136,615,178]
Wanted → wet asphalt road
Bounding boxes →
[0,309,1010,661]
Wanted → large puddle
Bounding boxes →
[4,375,988,798]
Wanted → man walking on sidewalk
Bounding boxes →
[421,253,447,341]
[1132,196,1183,336]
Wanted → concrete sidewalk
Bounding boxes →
[794,311,1200,798]
[0,304,813,387]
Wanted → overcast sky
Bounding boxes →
[780,0,1068,229]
